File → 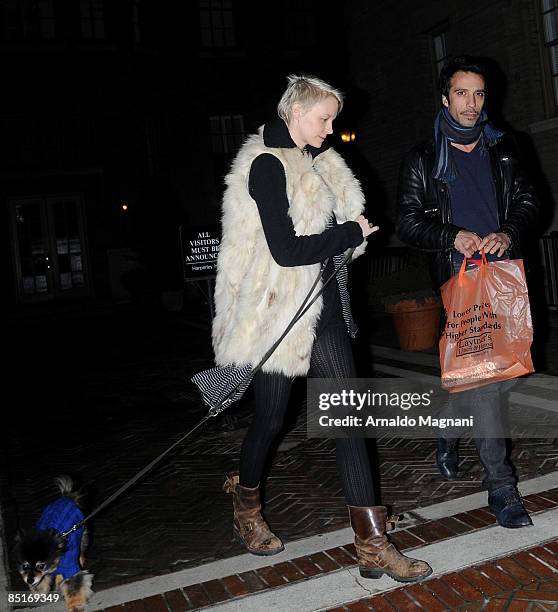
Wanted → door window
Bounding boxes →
[10,195,90,302]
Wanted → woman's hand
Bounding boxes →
[356,215,380,238]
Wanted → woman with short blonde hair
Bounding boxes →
[207,74,431,583]
[277,74,344,122]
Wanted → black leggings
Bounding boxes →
[238,324,376,506]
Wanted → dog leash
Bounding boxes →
[60,248,356,538]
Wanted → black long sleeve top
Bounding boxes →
[247,118,364,332]
[248,154,363,266]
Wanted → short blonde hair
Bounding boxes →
[277,74,344,122]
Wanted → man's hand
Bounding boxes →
[479,232,511,257]
[356,214,380,238]
[454,230,482,258]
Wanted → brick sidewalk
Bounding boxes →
[3,304,558,608]
[327,543,558,611]
[96,488,558,611]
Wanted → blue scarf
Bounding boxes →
[433,107,504,183]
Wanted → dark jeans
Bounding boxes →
[440,258,516,493]
[442,379,516,492]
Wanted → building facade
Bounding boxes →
[1,0,350,310]
[345,0,558,307]
[346,0,558,235]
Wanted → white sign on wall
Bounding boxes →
[179,225,220,280]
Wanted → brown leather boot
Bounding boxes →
[223,471,284,556]
[349,505,432,583]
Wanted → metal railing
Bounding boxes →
[368,247,415,280]
[541,234,558,309]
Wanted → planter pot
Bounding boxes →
[387,297,441,352]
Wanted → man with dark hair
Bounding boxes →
[397,55,539,528]
[438,55,488,106]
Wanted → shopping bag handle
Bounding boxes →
[457,252,488,286]
[480,251,488,276]
[457,257,468,287]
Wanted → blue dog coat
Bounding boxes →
[35,497,84,580]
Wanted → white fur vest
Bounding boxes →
[212,127,366,377]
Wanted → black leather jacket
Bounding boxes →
[396,134,539,288]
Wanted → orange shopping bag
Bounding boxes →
[439,254,534,392]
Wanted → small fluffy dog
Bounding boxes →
[13,475,93,612]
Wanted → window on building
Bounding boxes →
[541,0,558,110]
[2,0,24,40]
[432,30,449,78]
[284,0,316,47]
[37,0,53,38]
[132,0,141,44]
[80,0,104,40]
[2,0,55,41]
[209,114,244,180]
[199,0,235,48]
[210,115,244,155]
[144,118,157,176]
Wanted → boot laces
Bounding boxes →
[386,514,400,531]
[500,487,524,507]
[223,477,237,494]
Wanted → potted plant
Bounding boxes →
[386,291,441,352]
[368,252,442,351]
